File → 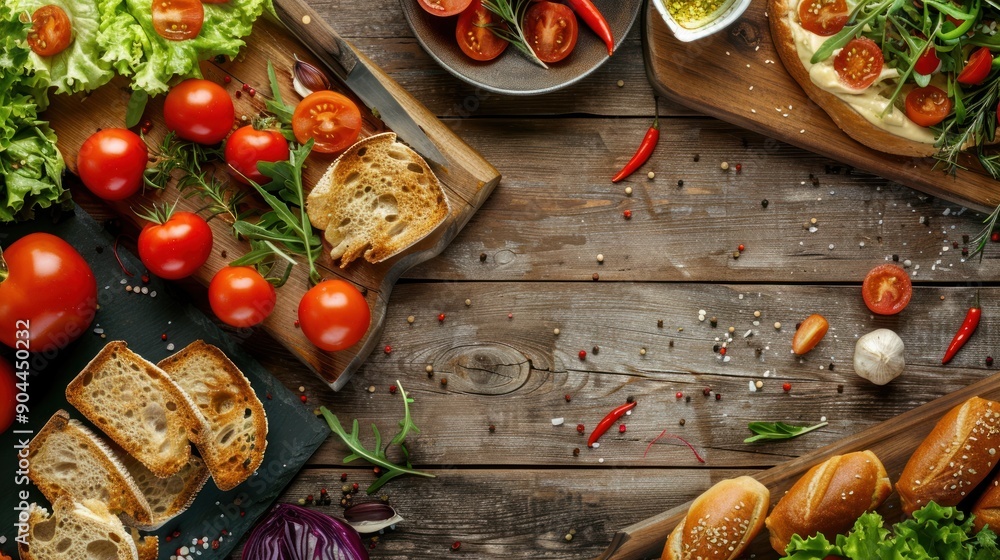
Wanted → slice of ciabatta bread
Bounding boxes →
[28,410,153,527]
[66,341,207,478]
[130,529,157,560]
[157,341,268,490]
[306,132,449,267]
[118,451,209,528]
[18,498,139,560]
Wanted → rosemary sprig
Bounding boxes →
[481,0,548,69]
[967,195,1000,261]
[934,77,1000,174]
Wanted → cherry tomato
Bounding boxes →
[524,2,578,63]
[27,5,73,57]
[914,44,941,75]
[456,0,509,61]
[298,279,371,352]
[834,37,884,90]
[797,0,848,36]
[163,79,234,145]
[0,233,97,353]
[138,210,213,280]
[905,85,952,127]
[862,264,912,315]
[957,47,993,85]
[417,0,473,16]
[77,128,148,201]
[792,314,829,355]
[224,125,290,185]
[292,91,362,154]
[0,356,15,434]
[151,0,204,41]
[208,267,276,328]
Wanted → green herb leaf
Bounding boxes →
[743,421,828,443]
[266,61,295,126]
[125,90,149,128]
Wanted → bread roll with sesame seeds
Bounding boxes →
[971,473,1000,533]
[897,396,1000,516]
[661,476,769,560]
[765,451,892,554]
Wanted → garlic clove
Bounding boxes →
[292,55,332,98]
[343,502,403,534]
[853,328,905,385]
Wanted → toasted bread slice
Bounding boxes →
[118,450,209,528]
[66,341,207,478]
[28,410,153,527]
[307,132,449,267]
[157,341,268,490]
[18,498,139,560]
[130,529,157,560]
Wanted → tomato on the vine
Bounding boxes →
[0,356,15,434]
[834,37,884,90]
[151,0,205,41]
[456,0,509,61]
[0,233,97,353]
[862,264,912,315]
[298,279,371,352]
[524,2,578,63]
[418,0,473,17]
[137,208,213,280]
[208,267,276,328]
[905,85,952,127]
[292,91,362,154]
[77,128,149,201]
[957,47,993,85]
[27,5,73,57]
[224,125,290,185]
[163,79,235,145]
[797,0,849,36]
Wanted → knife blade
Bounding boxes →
[271,0,448,166]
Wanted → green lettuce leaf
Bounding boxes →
[0,124,69,223]
[17,0,114,95]
[837,511,889,559]
[784,533,840,560]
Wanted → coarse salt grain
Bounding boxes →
[552,418,564,426]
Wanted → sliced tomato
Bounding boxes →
[914,44,941,75]
[905,85,952,127]
[456,0,509,61]
[862,264,912,315]
[524,1,578,64]
[418,0,473,16]
[957,47,993,85]
[27,5,73,57]
[151,0,205,41]
[834,37,884,90]
[797,0,849,36]
[292,90,363,154]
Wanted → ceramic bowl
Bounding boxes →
[652,0,753,42]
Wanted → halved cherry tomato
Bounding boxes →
[797,0,848,36]
[914,44,941,75]
[27,5,73,57]
[0,357,15,434]
[209,267,276,328]
[957,47,993,85]
[292,90,363,154]
[524,1,578,64]
[224,125,290,185]
[456,0,509,61]
[862,264,912,315]
[417,0,473,16]
[77,128,149,201]
[163,78,235,145]
[792,314,829,355]
[905,85,952,127]
[834,37,884,90]
[138,210,213,280]
[152,0,204,41]
[298,279,371,352]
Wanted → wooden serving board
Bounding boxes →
[643,1,1000,213]
[598,370,1000,559]
[44,13,501,391]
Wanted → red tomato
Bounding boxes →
[0,356,15,434]
[27,5,73,56]
[905,85,952,127]
[834,37,884,90]
[456,0,509,61]
[0,233,97,353]
[797,0,849,36]
[915,44,941,75]
[224,126,290,185]
[417,0,473,16]
[77,128,148,201]
[138,210,213,280]
[524,2,578,63]
[163,79,235,145]
[957,47,993,85]
[862,264,912,315]
[151,0,204,41]
[792,314,830,355]
[298,280,371,352]
[208,267,276,328]
[292,91,363,154]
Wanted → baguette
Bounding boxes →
[897,396,1000,515]
[661,476,770,560]
[765,450,892,554]
[117,451,209,529]
[971,473,1000,533]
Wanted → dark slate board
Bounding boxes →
[0,206,329,559]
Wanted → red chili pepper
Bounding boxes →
[565,0,614,56]
[588,401,636,447]
[612,102,660,183]
[943,297,981,364]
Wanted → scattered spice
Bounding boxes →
[440,377,448,386]
[573,447,580,456]
[593,346,600,354]
[576,423,585,434]
[619,424,626,434]
[679,418,686,426]
[452,541,461,551]
[783,382,791,392]
[715,393,722,401]
[389,385,397,394]
[299,395,307,403]
[407,315,415,324]
[438,313,446,322]
[565,394,572,402]
[623,210,632,219]
[578,350,587,360]
[988,356,995,367]
[721,161,729,170]
[489,424,496,432]
[676,391,683,399]
[480,252,487,262]
[761,199,769,208]
[702,387,711,396]
[384,345,392,354]
[592,273,600,281]
[657,319,664,328]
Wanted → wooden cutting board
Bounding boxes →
[643,1,1000,213]
[598,370,1000,559]
[44,13,501,391]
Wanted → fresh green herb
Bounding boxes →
[319,382,434,494]
[810,0,903,64]
[743,421,828,443]
[125,90,149,129]
[265,61,295,134]
[481,0,549,69]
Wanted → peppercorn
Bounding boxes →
[837,384,844,393]
[738,244,745,252]
[710,317,718,327]
[592,273,600,281]
[480,252,487,262]
[619,424,626,433]
[592,346,600,354]
[626,395,635,404]
[489,425,496,433]
[715,393,722,400]
[677,179,684,187]
[676,391,683,399]
[892,254,899,261]
[693,154,700,162]
[988,356,995,367]
[992,232,999,242]
[389,384,397,394]
[657,319,664,328]
[438,313,446,322]
[384,346,392,354]
[565,394,572,402]
[440,377,448,386]
[829,363,835,371]
[342,484,351,493]
[783,382,791,392]
[713,344,720,353]
[679,418,686,426]
[576,424,585,434]
[572,448,580,456]
[685,395,690,402]
[703,387,711,396]
[761,199,769,208]
[719,347,727,356]
[341,473,348,482]
[623,210,632,220]
[578,350,587,360]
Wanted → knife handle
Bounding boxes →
[271,0,359,80]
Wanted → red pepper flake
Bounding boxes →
[438,313,446,322]
[389,385,397,394]
[578,350,587,360]
[783,382,792,392]
[618,424,626,433]
[675,391,683,399]
[564,394,572,402]
[719,347,727,356]
[384,345,392,354]
[576,423,585,434]
[623,210,632,220]
[452,541,462,551]
[299,395,307,403]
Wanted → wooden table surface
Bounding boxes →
[75,1,1000,558]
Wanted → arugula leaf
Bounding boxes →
[743,421,828,443]
[265,61,295,128]
[811,0,904,64]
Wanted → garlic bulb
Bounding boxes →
[853,328,905,385]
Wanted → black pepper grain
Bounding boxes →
[892,254,899,261]
[592,346,600,355]
[963,234,970,244]
[592,273,600,281]
[677,179,684,188]
[573,448,580,457]
[837,384,844,393]
[489,424,496,433]
[657,319,664,328]
[685,395,691,403]
[761,199,769,208]
[626,395,635,404]
[480,252,487,262]
[829,363,835,371]
[693,154,700,162]
[679,418,686,426]
[669,340,674,348]
[440,377,448,386]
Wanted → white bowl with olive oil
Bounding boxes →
[654,0,753,41]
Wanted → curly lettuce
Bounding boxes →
[19,0,114,95]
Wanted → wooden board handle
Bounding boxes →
[271,0,358,79]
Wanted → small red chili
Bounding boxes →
[565,0,614,55]
[783,382,792,392]
[943,296,981,364]
[588,401,636,447]
[579,350,587,360]
[612,100,660,183]
[619,424,626,433]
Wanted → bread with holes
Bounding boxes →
[17,498,140,560]
[117,451,209,528]
[65,341,207,478]
[28,410,153,528]
[156,340,267,490]
[306,132,449,267]
[131,529,157,560]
